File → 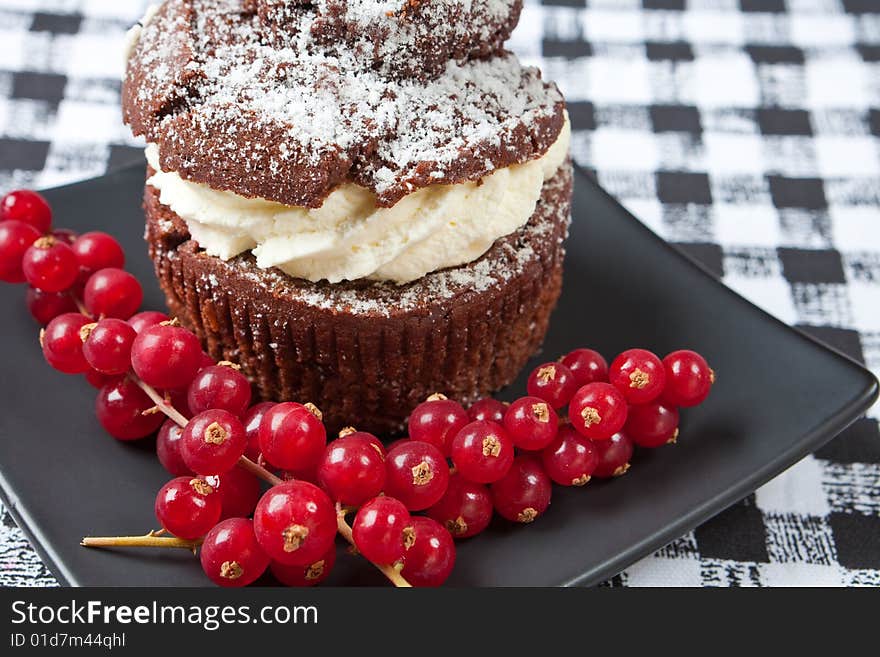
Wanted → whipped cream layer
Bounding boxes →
[145,115,570,284]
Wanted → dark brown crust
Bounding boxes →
[144,163,572,435]
[122,0,564,208]
[255,0,524,81]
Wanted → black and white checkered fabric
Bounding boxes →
[0,0,878,587]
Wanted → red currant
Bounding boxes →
[0,190,51,233]
[541,424,598,486]
[156,418,191,476]
[242,401,275,461]
[526,362,578,409]
[83,267,142,319]
[352,496,412,565]
[131,322,202,389]
[608,348,666,405]
[187,363,252,417]
[95,377,164,440]
[0,220,41,282]
[662,349,714,407]
[625,402,679,448]
[568,382,627,440]
[491,455,552,523]
[71,231,124,274]
[50,228,77,245]
[253,480,337,566]
[384,440,450,511]
[127,310,169,334]
[401,517,456,587]
[503,396,559,451]
[200,518,270,587]
[85,368,118,389]
[22,237,79,292]
[592,431,635,478]
[203,468,262,520]
[450,421,514,484]
[270,546,336,587]
[258,402,327,471]
[81,318,136,375]
[408,393,469,456]
[154,476,221,540]
[427,473,493,539]
[561,348,609,386]
[26,287,76,325]
[467,397,507,423]
[180,409,247,475]
[41,312,91,374]
[316,434,385,506]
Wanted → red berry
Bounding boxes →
[204,468,262,520]
[0,220,41,282]
[25,287,76,324]
[592,431,635,478]
[71,231,124,274]
[503,396,559,451]
[81,318,136,375]
[316,434,386,506]
[95,377,164,440]
[568,382,628,441]
[491,455,552,523]
[164,386,193,420]
[85,368,118,389]
[242,401,275,461]
[50,228,77,245]
[401,517,456,587]
[0,190,51,233]
[127,310,169,334]
[450,420,514,484]
[625,402,679,448]
[156,418,192,476]
[384,440,450,511]
[427,473,493,539]
[41,312,91,374]
[541,424,598,486]
[526,362,578,409]
[253,480,337,566]
[83,267,142,319]
[258,402,327,471]
[180,409,247,475]
[187,363,252,417]
[200,518,270,587]
[467,397,507,423]
[561,348,609,386]
[155,476,221,540]
[407,393,469,456]
[662,349,714,407]
[131,322,202,389]
[270,546,336,587]
[352,496,412,565]
[22,237,79,292]
[608,348,666,405]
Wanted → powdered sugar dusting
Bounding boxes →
[126,0,563,206]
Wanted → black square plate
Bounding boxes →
[0,165,875,586]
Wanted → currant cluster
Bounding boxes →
[396,347,714,537]
[1,188,715,589]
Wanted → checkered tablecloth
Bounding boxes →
[1,0,878,587]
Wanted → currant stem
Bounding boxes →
[133,376,189,427]
[133,375,281,487]
[81,530,202,553]
[336,504,412,588]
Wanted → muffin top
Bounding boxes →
[123,0,565,208]
[250,0,524,80]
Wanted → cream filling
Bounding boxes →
[145,114,570,284]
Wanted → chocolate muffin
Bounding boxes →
[124,0,572,434]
